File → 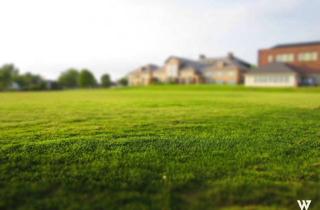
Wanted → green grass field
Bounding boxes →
[0,85,319,210]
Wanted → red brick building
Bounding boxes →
[245,41,320,87]
[259,41,320,72]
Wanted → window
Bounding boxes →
[268,55,273,63]
[205,71,212,77]
[227,71,235,77]
[275,54,294,62]
[217,61,225,68]
[168,64,178,78]
[298,52,318,61]
[254,75,289,83]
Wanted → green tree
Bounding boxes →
[15,73,46,91]
[79,69,97,88]
[0,64,19,90]
[118,77,128,86]
[58,69,80,89]
[100,73,112,88]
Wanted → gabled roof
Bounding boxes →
[128,64,159,75]
[199,55,252,69]
[246,62,302,74]
[165,56,208,72]
[141,64,159,71]
[166,54,252,72]
[272,41,320,49]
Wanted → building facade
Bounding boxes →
[128,64,159,86]
[202,53,251,84]
[259,42,320,70]
[128,54,252,86]
[245,41,320,87]
[245,63,300,87]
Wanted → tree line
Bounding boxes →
[0,64,128,91]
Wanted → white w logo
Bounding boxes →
[297,200,312,210]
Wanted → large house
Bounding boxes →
[127,64,160,86]
[245,41,320,87]
[128,53,252,86]
[201,53,251,84]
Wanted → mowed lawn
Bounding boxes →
[0,85,319,210]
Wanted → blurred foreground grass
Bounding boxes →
[0,85,319,210]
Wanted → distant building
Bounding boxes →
[156,56,205,84]
[128,53,252,86]
[202,53,252,84]
[245,41,320,87]
[245,63,301,87]
[128,64,160,86]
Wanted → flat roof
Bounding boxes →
[272,41,320,49]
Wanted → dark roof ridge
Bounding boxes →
[165,55,198,63]
[200,54,252,68]
[272,41,320,49]
[247,62,299,74]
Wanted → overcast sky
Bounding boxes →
[0,0,319,80]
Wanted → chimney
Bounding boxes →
[199,54,206,60]
[228,52,234,59]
